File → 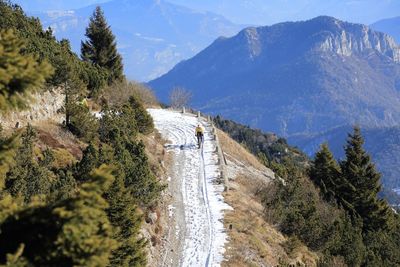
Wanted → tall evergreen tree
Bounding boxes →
[81,6,124,84]
[309,143,342,202]
[340,126,392,231]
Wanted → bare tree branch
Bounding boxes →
[169,87,192,109]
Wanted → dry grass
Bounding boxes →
[101,81,159,108]
[223,175,286,266]
[223,175,318,267]
[34,120,85,159]
[140,130,167,178]
[217,130,319,267]
[217,129,267,171]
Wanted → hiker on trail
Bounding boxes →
[195,124,204,148]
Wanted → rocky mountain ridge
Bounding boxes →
[240,16,400,61]
[149,16,400,136]
[371,16,400,44]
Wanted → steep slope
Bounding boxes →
[149,16,400,136]
[371,16,400,43]
[216,130,318,266]
[31,0,242,81]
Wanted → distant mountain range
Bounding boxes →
[31,0,242,81]
[371,16,400,43]
[149,16,400,136]
[20,0,400,82]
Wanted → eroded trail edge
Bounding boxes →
[148,109,231,267]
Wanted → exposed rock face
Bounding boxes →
[311,17,400,61]
[241,17,400,61]
[148,16,400,136]
[0,88,64,130]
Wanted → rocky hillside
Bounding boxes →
[149,16,400,136]
[0,88,64,130]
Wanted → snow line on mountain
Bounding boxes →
[148,108,232,267]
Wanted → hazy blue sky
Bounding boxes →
[11,0,400,25]
[168,0,400,25]
[11,0,108,11]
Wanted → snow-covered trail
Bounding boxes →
[148,109,231,267]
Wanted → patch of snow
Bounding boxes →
[394,188,400,196]
[168,205,176,217]
[148,108,232,267]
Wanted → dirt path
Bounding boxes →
[148,109,231,267]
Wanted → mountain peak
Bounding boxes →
[220,16,400,63]
[311,15,341,24]
[149,16,400,136]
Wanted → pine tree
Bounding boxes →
[0,125,18,189]
[5,125,55,203]
[0,165,118,266]
[77,142,99,180]
[81,6,124,84]
[57,41,99,141]
[340,126,393,231]
[309,143,342,202]
[128,96,154,134]
[105,174,147,266]
[55,40,86,127]
[0,29,53,111]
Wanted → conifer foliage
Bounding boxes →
[0,2,161,265]
[0,102,159,265]
[0,1,109,96]
[81,6,124,84]
[0,29,53,111]
[257,124,400,266]
[5,125,55,203]
[340,127,392,231]
[309,143,342,202]
[310,127,393,231]
[0,166,117,266]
